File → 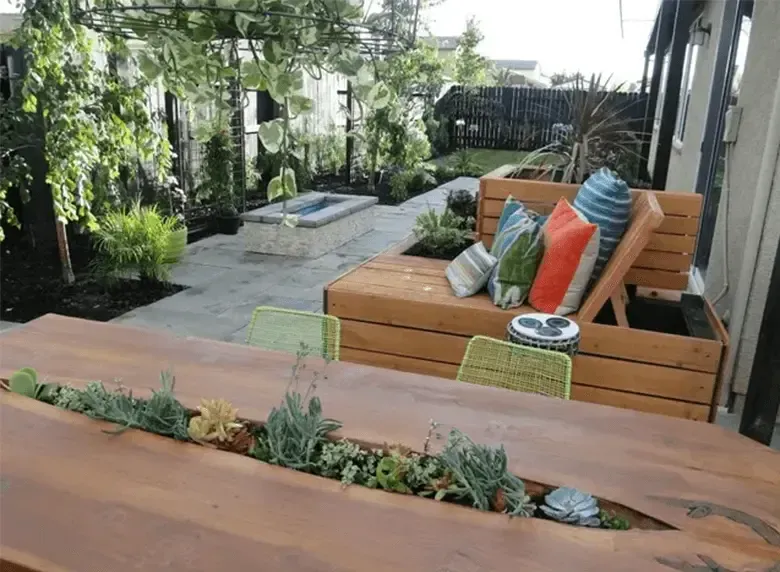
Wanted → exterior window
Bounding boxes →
[675,24,701,143]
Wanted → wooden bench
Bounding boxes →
[326,173,728,422]
[478,165,702,292]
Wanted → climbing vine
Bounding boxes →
[2,0,171,281]
[75,0,400,218]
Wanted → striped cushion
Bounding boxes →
[446,242,497,297]
[487,207,543,309]
[573,167,631,283]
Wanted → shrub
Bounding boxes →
[446,189,477,221]
[92,202,182,284]
[198,127,236,216]
[413,208,470,255]
[451,150,483,177]
[390,170,414,203]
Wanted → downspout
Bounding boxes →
[722,71,780,401]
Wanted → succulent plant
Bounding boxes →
[540,487,601,527]
[187,398,243,443]
[3,367,58,402]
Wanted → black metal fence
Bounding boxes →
[434,85,647,152]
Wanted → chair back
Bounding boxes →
[457,335,572,399]
[246,307,341,360]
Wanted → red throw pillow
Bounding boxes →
[529,198,599,315]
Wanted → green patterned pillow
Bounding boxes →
[487,208,543,309]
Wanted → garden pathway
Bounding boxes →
[109,177,479,343]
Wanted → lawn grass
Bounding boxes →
[432,149,530,174]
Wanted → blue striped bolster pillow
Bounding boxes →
[445,242,498,297]
[572,167,632,282]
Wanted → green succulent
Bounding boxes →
[599,509,631,530]
[4,368,58,403]
[541,487,600,527]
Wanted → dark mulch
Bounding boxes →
[404,240,474,262]
[1,240,186,324]
[310,173,445,206]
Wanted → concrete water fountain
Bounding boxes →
[241,192,377,257]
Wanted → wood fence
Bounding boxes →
[435,85,647,151]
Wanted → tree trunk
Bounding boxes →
[55,219,75,285]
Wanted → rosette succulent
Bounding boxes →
[188,398,243,443]
[540,487,600,526]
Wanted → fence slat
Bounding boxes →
[435,85,646,152]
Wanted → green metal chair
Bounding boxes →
[245,306,341,361]
[456,335,572,399]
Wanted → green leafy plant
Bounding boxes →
[198,125,237,216]
[437,430,536,517]
[454,17,489,87]
[77,371,190,440]
[91,202,182,284]
[4,2,171,283]
[259,352,342,471]
[316,439,380,487]
[413,208,470,255]
[450,150,483,177]
[599,509,631,530]
[390,170,414,203]
[2,367,58,402]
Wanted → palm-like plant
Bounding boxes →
[92,202,182,284]
[559,74,643,183]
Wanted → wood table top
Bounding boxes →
[1,314,779,572]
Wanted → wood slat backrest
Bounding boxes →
[578,191,665,321]
[476,172,702,291]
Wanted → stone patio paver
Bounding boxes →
[110,177,480,341]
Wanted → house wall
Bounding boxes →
[665,1,725,192]
[703,0,780,396]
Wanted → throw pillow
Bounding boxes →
[529,199,600,315]
[487,208,543,309]
[495,195,542,234]
[572,167,632,283]
[445,242,498,298]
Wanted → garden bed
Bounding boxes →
[311,171,449,206]
[2,365,657,531]
[0,242,186,324]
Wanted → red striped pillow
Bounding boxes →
[529,199,599,315]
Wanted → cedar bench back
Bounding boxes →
[476,165,703,292]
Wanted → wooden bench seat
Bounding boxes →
[327,178,728,422]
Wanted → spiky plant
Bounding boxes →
[413,208,470,255]
[559,73,643,184]
[259,349,342,471]
[437,429,536,517]
[78,371,190,440]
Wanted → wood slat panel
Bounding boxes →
[573,355,716,404]
[480,201,700,236]
[340,319,717,405]
[479,179,703,217]
[570,385,710,421]
[625,268,690,290]
[328,288,722,373]
[341,347,460,379]
[480,217,696,254]
[337,347,711,421]
[634,251,693,272]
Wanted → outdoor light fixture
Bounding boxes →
[691,20,712,46]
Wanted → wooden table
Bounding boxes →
[1,314,779,572]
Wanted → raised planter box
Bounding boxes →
[325,170,729,422]
[241,192,377,257]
